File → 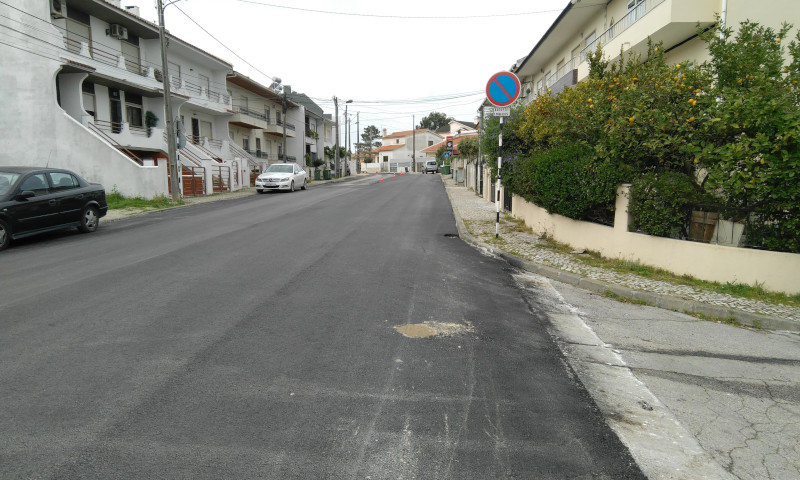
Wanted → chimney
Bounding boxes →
[382,128,387,137]
[124,5,141,17]
[284,85,292,95]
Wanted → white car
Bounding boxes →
[255,163,307,193]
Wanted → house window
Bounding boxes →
[383,156,388,162]
[120,34,140,73]
[627,0,645,26]
[428,140,433,147]
[583,31,597,62]
[242,137,249,151]
[198,73,210,93]
[199,120,212,139]
[396,139,400,144]
[168,61,181,89]
[82,82,95,119]
[65,8,91,55]
[125,92,143,127]
[545,70,552,86]
[537,78,543,93]
[265,108,271,123]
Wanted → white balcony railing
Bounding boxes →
[579,0,666,63]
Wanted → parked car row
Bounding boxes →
[0,167,108,251]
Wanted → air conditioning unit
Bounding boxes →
[109,24,128,40]
[51,0,65,18]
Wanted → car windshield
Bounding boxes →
[265,165,293,174]
[0,172,20,195]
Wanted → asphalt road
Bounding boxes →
[0,174,643,479]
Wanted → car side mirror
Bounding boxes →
[16,190,35,200]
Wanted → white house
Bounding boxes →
[374,128,443,172]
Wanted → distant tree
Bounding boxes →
[356,125,382,151]
[456,137,479,158]
[418,112,453,131]
[354,125,382,164]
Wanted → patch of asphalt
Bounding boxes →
[442,180,799,333]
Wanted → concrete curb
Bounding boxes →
[444,185,799,333]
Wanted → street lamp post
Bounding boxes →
[333,97,352,177]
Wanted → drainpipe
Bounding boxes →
[720,0,727,37]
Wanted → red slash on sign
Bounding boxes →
[486,71,521,107]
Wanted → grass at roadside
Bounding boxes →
[106,189,182,210]
[465,213,800,308]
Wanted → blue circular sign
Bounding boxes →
[486,71,521,107]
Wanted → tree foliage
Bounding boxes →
[418,111,452,131]
[456,137,479,158]
[491,21,800,252]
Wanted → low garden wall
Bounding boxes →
[508,184,800,295]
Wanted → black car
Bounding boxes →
[0,167,108,251]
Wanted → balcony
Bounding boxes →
[263,119,296,138]
[578,0,717,77]
[229,105,269,129]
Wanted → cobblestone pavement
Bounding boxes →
[441,177,800,326]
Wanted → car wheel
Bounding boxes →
[290,180,295,192]
[78,205,100,233]
[0,218,10,251]
[300,179,307,190]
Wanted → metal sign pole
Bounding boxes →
[485,71,520,240]
[496,116,502,238]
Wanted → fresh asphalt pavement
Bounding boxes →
[4,173,798,479]
[442,176,800,479]
[1,174,644,478]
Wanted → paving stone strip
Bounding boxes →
[443,178,800,324]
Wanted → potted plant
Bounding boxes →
[145,111,158,137]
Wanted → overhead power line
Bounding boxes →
[232,0,563,19]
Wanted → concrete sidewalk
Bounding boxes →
[441,176,800,332]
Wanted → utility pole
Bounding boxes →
[157,0,180,201]
[334,96,339,177]
[282,87,288,163]
[344,103,349,176]
[412,115,416,173]
[356,112,360,174]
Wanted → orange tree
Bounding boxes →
[698,22,800,252]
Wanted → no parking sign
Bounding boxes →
[486,71,521,107]
[485,71,520,238]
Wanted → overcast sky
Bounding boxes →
[125,0,562,138]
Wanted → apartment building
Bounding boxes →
[227,72,298,172]
[512,0,798,102]
[0,0,274,197]
[285,88,327,168]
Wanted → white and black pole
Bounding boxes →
[485,71,520,240]
[496,116,503,238]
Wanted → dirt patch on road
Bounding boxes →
[394,321,474,338]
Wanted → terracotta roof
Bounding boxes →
[382,128,431,139]
[372,144,404,153]
[421,132,479,153]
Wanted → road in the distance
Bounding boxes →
[0,174,644,479]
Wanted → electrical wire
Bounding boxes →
[231,0,564,20]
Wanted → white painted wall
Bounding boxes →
[0,0,165,197]
[508,185,800,295]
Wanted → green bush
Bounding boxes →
[522,144,630,225]
[629,171,702,238]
